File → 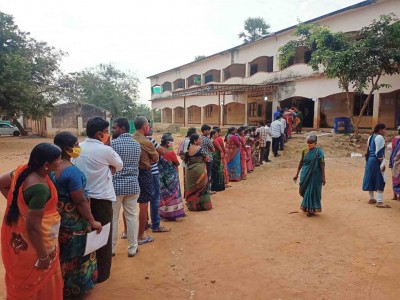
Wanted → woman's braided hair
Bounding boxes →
[5,143,61,226]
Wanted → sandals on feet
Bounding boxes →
[152,226,170,233]
[138,236,154,245]
[368,199,377,204]
[376,203,391,208]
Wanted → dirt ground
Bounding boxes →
[1,132,400,300]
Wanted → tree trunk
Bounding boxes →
[354,89,375,138]
[345,89,356,132]
[12,118,28,136]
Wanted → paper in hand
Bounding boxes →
[84,222,110,256]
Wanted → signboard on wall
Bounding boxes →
[172,85,214,97]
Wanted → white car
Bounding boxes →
[0,123,21,136]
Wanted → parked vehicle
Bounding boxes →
[0,123,20,136]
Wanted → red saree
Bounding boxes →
[1,165,63,300]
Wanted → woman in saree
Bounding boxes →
[225,127,242,182]
[363,124,391,208]
[184,134,212,211]
[245,129,254,173]
[210,130,226,192]
[158,133,186,220]
[252,128,261,167]
[213,127,230,188]
[237,127,247,180]
[293,135,326,217]
[51,132,102,298]
[285,111,294,139]
[389,126,400,200]
[0,143,63,299]
[295,108,303,134]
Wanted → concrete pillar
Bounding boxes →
[172,108,176,124]
[201,107,205,125]
[160,109,164,124]
[77,117,83,135]
[245,62,250,77]
[313,98,320,129]
[184,106,188,127]
[244,102,248,126]
[272,99,279,121]
[372,91,380,129]
[45,117,52,137]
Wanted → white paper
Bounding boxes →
[84,222,110,256]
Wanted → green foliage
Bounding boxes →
[238,17,270,43]
[60,64,151,119]
[279,14,400,136]
[0,12,65,132]
[194,55,206,61]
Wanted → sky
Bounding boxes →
[0,0,362,105]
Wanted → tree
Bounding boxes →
[279,14,400,137]
[194,55,206,62]
[238,17,270,43]
[0,12,65,134]
[60,64,152,119]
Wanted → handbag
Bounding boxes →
[299,148,320,197]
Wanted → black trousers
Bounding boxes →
[272,137,280,157]
[279,135,285,150]
[265,141,271,161]
[260,147,265,163]
[90,199,113,283]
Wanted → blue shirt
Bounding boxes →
[111,133,141,196]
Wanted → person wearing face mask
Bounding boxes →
[133,116,159,245]
[293,135,326,217]
[158,133,186,221]
[73,117,123,283]
[51,132,102,297]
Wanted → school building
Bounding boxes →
[148,0,400,129]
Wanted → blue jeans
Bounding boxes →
[150,173,160,230]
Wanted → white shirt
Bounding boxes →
[264,125,272,142]
[74,138,123,201]
[281,118,287,130]
[270,119,283,138]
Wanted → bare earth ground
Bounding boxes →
[1,133,400,300]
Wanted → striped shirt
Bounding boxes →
[147,136,160,175]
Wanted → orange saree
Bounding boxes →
[1,165,63,300]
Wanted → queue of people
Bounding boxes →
[0,110,307,299]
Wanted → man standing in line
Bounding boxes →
[74,117,123,283]
[273,106,281,120]
[133,116,159,245]
[280,111,287,151]
[147,127,170,233]
[264,120,273,162]
[200,124,215,194]
[270,114,283,158]
[256,122,267,164]
[111,118,141,258]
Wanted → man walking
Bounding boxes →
[74,117,123,283]
[111,118,141,258]
[133,116,159,245]
[271,114,283,158]
[200,124,215,194]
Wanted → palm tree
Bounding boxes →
[238,17,270,43]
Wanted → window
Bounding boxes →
[258,104,263,117]
[206,106,213,118]
[193,76,201,84]
[177,108,184,118]
[205,74,213,84]
[188,107,193,123]
[224,70,230,80]
[249,103,257,117]
[162,82,172,92]
[304,50,312,64]
[353,94,374,116]
[175,79,185,90]
[152,85,162,94]
[250,64,258,76]
[267,57,274,72]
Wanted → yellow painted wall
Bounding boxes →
[226,103,245,125]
